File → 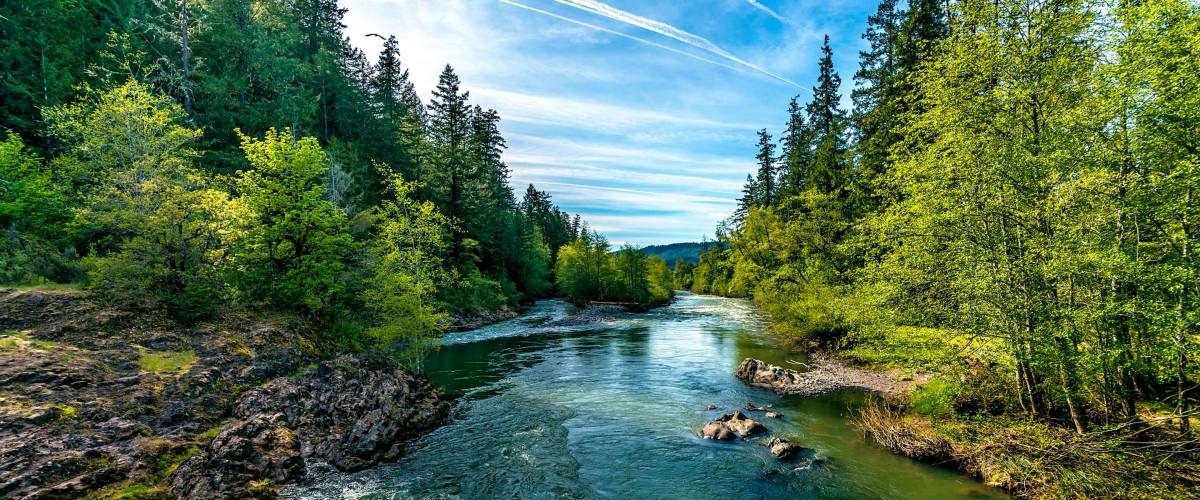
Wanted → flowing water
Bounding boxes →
[286,293,1006,499]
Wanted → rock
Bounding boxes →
[170,413,305,499]
[705,403,717,410]
[735,357,905,397]
[765,437,801,460]
[723,411,766,437]
[745,403,765,411]
[765,411,782,419]
[701,421,736,441]
[169,353,449,499]
[699,411,766,441]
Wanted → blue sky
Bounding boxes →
[342,0,877,245]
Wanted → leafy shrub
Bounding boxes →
[911,377,961,419]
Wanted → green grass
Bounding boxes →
[5,282,83,291]
[0,330,59,351]
[138,350,197,373]
[842,326,1005,372]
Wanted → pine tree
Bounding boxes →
[805,35,847,194]
[373,35,407,121]
[428,65,472,244]
[754,129,777,206]
[779,96,812,197]
[851,0,902,209]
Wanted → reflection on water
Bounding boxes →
[285,293,1006,499]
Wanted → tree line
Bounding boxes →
[690,0,1200,443]
[0,0,594,365]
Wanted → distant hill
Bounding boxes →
[640,242,714,264]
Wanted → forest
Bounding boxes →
[0,0,670,366]
[687,0,1200,495]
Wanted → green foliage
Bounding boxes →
[0,133,79,283]
[706,0,1200,442]
[232,129,354,313]
[910,377,960,419]
[554,232,610,306]
[362,174,449,369]
[47,82,241,318]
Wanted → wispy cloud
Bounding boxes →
[498,0,753,77]
[747,0,787,23]
[471,87,759,133]
[549,0,800,87]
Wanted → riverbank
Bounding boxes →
[0,288,447,498]
[737,309,1200,498]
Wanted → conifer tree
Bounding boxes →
[754,129,777,206]
[779,96,812,197]
[805,35,847,194]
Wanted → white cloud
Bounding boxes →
[747,0,788,23]
[551,0,801,87]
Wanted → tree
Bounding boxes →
[554,231,610,305]
[233,129,354,313]
[806,35,848,194]
[428,65,471,247]
[363,173,451,370]
[754,129,777,206]
[779,96,812,197]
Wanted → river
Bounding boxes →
[285,292,1005,499]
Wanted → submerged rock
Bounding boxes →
[765,437,802,460]
[170,353,448,499]
[699,411,766,441]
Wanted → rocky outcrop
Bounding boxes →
[170,353,448,498]
[0,289,447,499]
[699,411,765,440]
[735,357,910,397]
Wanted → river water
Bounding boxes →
[285,293,1005,499]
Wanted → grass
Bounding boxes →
[138,350,197,373]
[0,330,59,351]
[5,282,83,291]
[842,326,1006,372]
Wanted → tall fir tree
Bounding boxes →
[754,129,777,206]
[779,96,812,197]
[805,35,847,194]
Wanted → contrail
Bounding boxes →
[746,0,787,23]
[550,0,800,87]
[498,0,749,76]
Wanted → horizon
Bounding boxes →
[342,0,874,245]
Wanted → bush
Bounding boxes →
[910,377,961,419]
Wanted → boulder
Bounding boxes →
[765,437,802,460]
[701,421,735,441]
[699,411,766,441]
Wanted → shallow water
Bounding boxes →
[285,293,1006,499]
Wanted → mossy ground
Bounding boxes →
[137,350,197,373]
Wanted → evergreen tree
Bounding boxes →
[754,129,777,206]
[779,96,812,197]
[428,65,472,257]
[806,35,847,194]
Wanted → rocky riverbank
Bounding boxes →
[735,354,918,397]
[0,289,447,498]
